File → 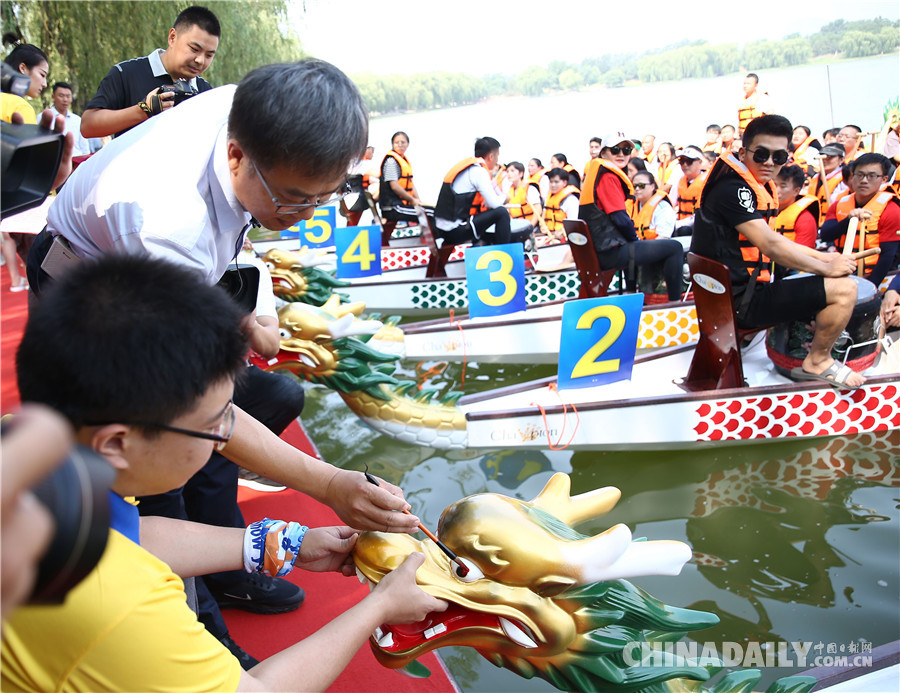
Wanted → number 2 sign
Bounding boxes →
[557,294,644,390]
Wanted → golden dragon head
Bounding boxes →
[262,248,349,305]
[353,473,747,691]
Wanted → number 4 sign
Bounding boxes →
[557,294,644,390]
[335,225,381,278]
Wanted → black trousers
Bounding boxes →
[597,239,685,302]
[439,208,531,246]
[137,365,305,638]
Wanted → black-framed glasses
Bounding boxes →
[252,161,351,214]
[135,400,235,451]
[853,171,885,182]
[609,145,633,156]
[747,146,789,166]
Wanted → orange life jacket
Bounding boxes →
[560,163,581,188]
[434,157,489,221]
[543,184,580,232]
[656,159,677,190]
[737,91,766,134]
[379,150,415,208]
[791,135,816,167]
[631,190,672,240]
[676,172,707,219]
[835,189,900,267]
[698,152,778,282]
[773,195,819,245]
[579,158,637,252]
[809,168,843,225]
[507,181,536,220]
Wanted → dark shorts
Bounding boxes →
[736,274,828,329]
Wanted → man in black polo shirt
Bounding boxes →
[80,5,218,138]
[691,114,865,389]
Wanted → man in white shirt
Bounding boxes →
[434,136,531,246]
[49,82,91,157]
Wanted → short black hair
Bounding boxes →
[589,137,602,146]
[390,131,409,144]
[632,170,656,189]
[742,114,792,150]
[702,151,718,164]
[507,161,525,175]
[52,81,72,93]
[547,167,568,182]
[552,152,568,165]
[174,5,221,37]
[842,124,862,134]
[854,153,891,176]
[474,136,500,159]
[706,124,721,134]
[776,164,806,190]
[746,72,759,83]
[229,60,368,180]
[721,124,736,133]
[17,255,248,429]
[823,127,840,140]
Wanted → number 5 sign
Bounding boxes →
[290,207,335,248]
[557,294,644,390]
[464,243,526,318]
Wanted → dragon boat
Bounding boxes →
[252,253,899,451]
[353,472,824,693]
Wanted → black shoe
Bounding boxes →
[208,572,305,614]
[219,633,259,671]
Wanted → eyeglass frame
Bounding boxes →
[633,182,652,190]
[87,400,237,452]
[746,146,790,166]
[252,161,351,214]
[608,145,634,156]
[852,170,886,182]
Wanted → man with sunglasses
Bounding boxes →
[4,254,445,693]
[25,60,411,660]
[819,153,900,288]
[579,130,685,302]
[691,114,866,389]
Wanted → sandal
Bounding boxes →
[789,362,863,390]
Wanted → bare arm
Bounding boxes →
[80,87,174,138]
[238,553,447,692]
[736,217,858,277]
[243,313,280,358]
[389,180,420,205]
[221,407,420,533]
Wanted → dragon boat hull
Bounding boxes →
[458,337,900,451]
[374,299,699,363]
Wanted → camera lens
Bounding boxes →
[29,445,116,604]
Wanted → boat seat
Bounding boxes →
[415,206,457,278]
[681,252,766,391]
[562,219,618,298]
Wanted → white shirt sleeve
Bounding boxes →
[526,184,542,207]
[561,194,580,220]
[651,201,676,238]
[470,166,507,209]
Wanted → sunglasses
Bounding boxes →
[608,145,633,156]
[634,183,651,190]
[746,146,789,166]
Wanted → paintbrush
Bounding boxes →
[363,469,470,577]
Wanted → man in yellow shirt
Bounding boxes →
[2,255,446,693]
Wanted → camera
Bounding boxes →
[29,445,116,604]
[157,80,197,105]
[217,263,260,313]
[1,63,65,216]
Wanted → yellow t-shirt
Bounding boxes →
[0,93,37,124]
[1,530,242,692]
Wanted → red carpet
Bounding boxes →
[0,274,457,691]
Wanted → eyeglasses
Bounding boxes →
[678,157,700,166]
[136,400,236,451]
[634,183,651,190]
[253,161,351,214]
[853,171,885,182]
[608,146,633,156]
[746,146,789,166]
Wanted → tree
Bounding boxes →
[3,1,303,111]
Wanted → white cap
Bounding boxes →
[600,130,632,150]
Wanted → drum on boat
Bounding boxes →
[766,274,880,377]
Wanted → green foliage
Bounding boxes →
[2,0,302,112]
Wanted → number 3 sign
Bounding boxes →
[557,294,644,390]
[464,243,526,318]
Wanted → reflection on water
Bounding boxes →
[300,358,899,691]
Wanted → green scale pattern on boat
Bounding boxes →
[409,271,585,309]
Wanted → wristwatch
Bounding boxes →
[138,100,153,118]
